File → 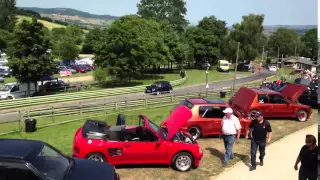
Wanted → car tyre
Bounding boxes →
[172,152,193,172]
[86,153,106,162]
[156,91,160,95]
[188,126,201,140]
[296,109,308,122]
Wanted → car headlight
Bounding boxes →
[152,89,155,91]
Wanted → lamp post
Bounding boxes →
[205,67,209,96]
[232,42,240,95]
[277,46,280,77]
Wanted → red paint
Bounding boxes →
[72,106,203,169]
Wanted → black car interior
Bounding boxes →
[83,116,157,142]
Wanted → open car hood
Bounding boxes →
[160,105,192,140]
[229,87,256,115]
[280,83,307,102]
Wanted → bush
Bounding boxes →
[93,67,108,84]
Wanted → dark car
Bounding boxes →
[79,65,92,72]
[273,78,318,108]
[237,63,255,72]
[145,81,173,95]
[0,68,12,77]
[0,139,120,180]
[44,80,70,92]
[71,65,88,73]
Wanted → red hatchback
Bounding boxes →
[176,98,251,140]
[72,105,204,172]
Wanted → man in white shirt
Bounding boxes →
[220,108,242,167]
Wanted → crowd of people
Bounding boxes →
[301,69,318,82]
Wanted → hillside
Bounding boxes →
[17,15,66,30]
[227,25,317,35]
[20,7,118,28]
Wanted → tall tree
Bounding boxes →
[56,38,80,61]
[6,19,56,96]
[227,14,265,62]
[268,28,302,57]
[301,28,317,63]
[137,0,188,33]
[82,27,103,54]
[0,0,17,32]
[94,15,169,81]
[0,29,13,50]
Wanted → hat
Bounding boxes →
[256,111,263,116]
[223,108,233,114]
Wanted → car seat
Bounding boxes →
[116,114,125,125]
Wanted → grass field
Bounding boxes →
[1,99,316,180]
[17,15,66,30]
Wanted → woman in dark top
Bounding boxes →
[294,134,318,180]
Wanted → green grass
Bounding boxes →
[0,100,317,180]
[17,15,66,30]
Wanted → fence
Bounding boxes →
[0,76,187,110]
[0,78,268,136]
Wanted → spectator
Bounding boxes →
[220,108,242,167]
[294,134,318,180]
[245,112,272,171]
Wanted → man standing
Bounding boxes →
[220,108,242,167]
[245,112,272,171]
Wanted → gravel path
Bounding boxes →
[211,124,317,180]
[61,75,93,83]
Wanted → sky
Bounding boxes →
[17,0,317,26]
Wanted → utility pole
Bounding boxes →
[294,46,297,58]
[262,46,265,61]
[232,42,240,94]
[281,54,284,76]
[277,46,280,77]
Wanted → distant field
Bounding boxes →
[17,15,66,30]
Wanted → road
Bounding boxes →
[0,70,275,123]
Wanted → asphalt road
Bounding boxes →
[0,70,275,123]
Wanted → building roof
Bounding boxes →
[0,139,44,160]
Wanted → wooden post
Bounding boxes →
[79,103,82,115]
[115,102,118,111]
[18,111,23,132]
[125,97,128,110]
[51,106,55,123]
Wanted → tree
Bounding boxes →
[226,14,265,62]
[93,67,108,84]
[66,25,84,45]
[301,28,317,63]
[82,28,103,54]
[94,15,169,81]
[6,19,56,96]
[0,29,13,50]
[268,28,302,57]
[184,26,221,65]
[0,0,17,32]
[55,38,80,61]
[137,0,188,33]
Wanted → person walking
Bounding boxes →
[294,134,318,180]
[220,108,242,167]
[245,112,272,171]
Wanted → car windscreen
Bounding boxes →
[221,63,229,66]
[30,144,70,180]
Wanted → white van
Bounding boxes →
[0,82,38,100]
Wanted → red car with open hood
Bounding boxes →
[173,98,251,140]
[229,84,312,122]
[72,105,203,172]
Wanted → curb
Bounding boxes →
[214,123,317,179]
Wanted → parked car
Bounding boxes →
[229,84,312,122]
[268,66,278,72]
[145,81,173,95]
[72,105,204,172]
[237,63,254,72]
[0,82,37,100]
[174,98,251,139]
[195,62,212,70]
[0,76,4,83]
[72,65,88,73]
[43,80,70,92]
[0,139,120,180]
[0,68,12,77]
[79,65,92,71]
[217,60,230,72]
[59,67,72,77]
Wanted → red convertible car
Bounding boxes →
[72,105,204,172]
[174,98,251,139]
[229,84,312,122]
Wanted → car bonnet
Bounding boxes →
[229,87,256,114]
[160,105,192,140]
[280,83,307,102]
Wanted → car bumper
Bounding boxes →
[194,151,204,167]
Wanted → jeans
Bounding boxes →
[222,135,236,164]
[250,140,266,167]
[299,167,318,180]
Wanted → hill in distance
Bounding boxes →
[20,7,119,28]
